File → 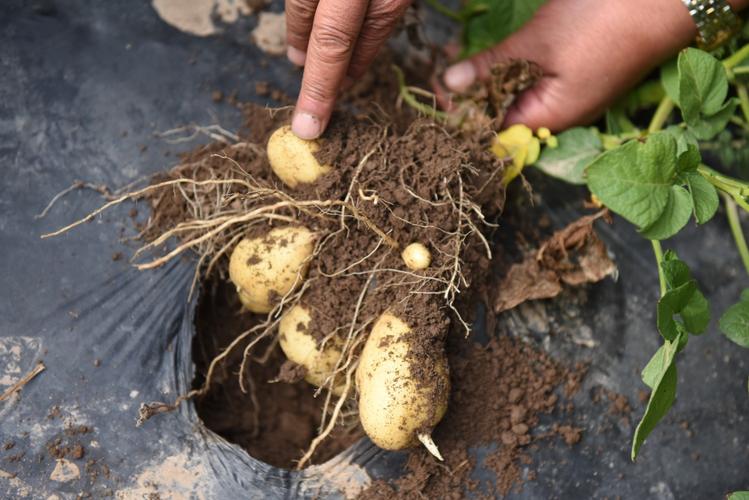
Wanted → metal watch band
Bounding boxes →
[682,0,742,51]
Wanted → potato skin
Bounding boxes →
[401,242,432,270]
[267,125,331,188]
[228,226,315,313]
[356,312,449,450]
[279,305,345,395]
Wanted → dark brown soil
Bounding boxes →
[192,278,363,469]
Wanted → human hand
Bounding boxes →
[443,0,748,131]
[286,0,412,139]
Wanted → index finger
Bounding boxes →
[291,0,369,140]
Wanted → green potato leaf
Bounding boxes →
[664,125,699,155]
[587,132,679,230]
[678,48,729,124]
[719,289,749,348]
[534,127,602,184]
[631,334,681,461]
[676,144,701,173]
[657,281,697,341]
[641,344,666,389]
[639,185,693,240]
[729,492,749,500]
[685,172,719,224]
[661,250,692,286]
[657,250,711,336]
[461,0,546,56]
[688,98,738,140]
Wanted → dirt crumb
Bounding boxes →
[554,424,583,446]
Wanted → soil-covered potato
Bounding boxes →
[229,226,315,313]
[267,125,331,188]
[278,304,345,395]
[356,312,449,456]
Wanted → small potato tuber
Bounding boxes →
[401,242,432,270]
[267,125,331,188]
[356,312,448,459]
[278,304,345,395]
[229,226,315,313]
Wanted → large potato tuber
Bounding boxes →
[356,312,448,459]
[229,226,315,313]
[267,125,331,188]
[279,304,345,395]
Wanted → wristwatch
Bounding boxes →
[682,0,742,51]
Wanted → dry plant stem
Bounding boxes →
[135,199,396,270]
[35,181,112,219]
[0,361,45,401]
[41,178,261,239]
[156,123,239,144]
[341,131,387,231]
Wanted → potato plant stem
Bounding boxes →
[723,43,749,71]
[698,164,749,212]
[392,65,449,121]
[724,194,749,277]
[647,97,674,134]
[651,239,667,296]
[737,82,749,125]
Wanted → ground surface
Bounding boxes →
[1,1,748,498]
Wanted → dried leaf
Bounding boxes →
[495,210,616,313]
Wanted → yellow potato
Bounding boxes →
[401,242,432,270]
[278,305,345,395]
[267,125,331,188]
[356,312,449,459]
[228,226,315,313]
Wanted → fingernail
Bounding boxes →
[292,111,322,140]
[287,46,306,66]
[443,60,476,92]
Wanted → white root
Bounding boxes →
[417,433,444,461]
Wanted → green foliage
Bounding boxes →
[729,491,749,500]
[657,250,711,340]
[452,0,749,463]
[535,127,601,184]
[632,335,680,460]
[524,43,749,460]
[632,251,709,460]
[662,48,737,140]
[586,132,716,240]
[460,0,546,57]
[686,173,719,224]
[720,289,749,347]
[587,134,676,230]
